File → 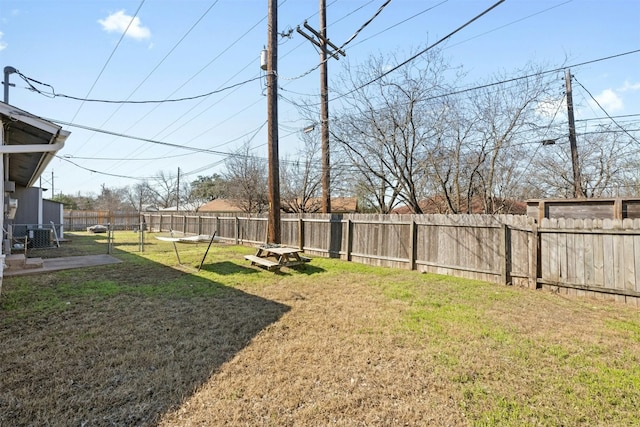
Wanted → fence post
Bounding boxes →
[500,223,509,285]
[529,222,539,289]
[346,219,353,261]
[234,216,239,245]
[298,217,304,250]
[409,219,417,270]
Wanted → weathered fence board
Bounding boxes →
[539,218,640,303]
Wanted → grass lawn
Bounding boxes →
[1,231,640,426]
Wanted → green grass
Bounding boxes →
[3,231,640,426]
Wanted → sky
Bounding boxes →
[0,0,638,197]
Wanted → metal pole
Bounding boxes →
[267,0,281,243]
[3,66,17,104]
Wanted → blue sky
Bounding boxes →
[1,0,638,196]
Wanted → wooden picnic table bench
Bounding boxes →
[245,245,310,271]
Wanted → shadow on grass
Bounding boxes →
[200,261,260,275]
[0,245,290,426]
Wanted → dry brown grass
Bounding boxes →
[2,232,640,426]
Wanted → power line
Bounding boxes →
[68,0,147,124]
[21,74,265,104]
[279,0,393,81]
[321,49,640,113]
[577,113,640,122]
[573,75,640,145]
[57,156,154,181]
[70,0,222,156]
[340,0,392,49]
[337,0,450,52]
[61,121,268,162]
[330,0,506,101]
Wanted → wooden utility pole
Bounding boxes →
[297,4,345,214]
[319,0,331,214]
[565,69,585,198]
[267,0,281,243]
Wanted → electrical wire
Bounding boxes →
[24,75,266,104]
[573,75,640,144]
[332,0,511,102]
[57,156,154,181]
[70,0,222,155]
[68,0,147,124]
[340,0,392,49]
[61,121,268,162]
[279,0,396,81]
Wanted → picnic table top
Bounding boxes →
[257,245,302,255]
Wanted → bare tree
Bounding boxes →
[331,49,457,213]
[141,170,179,209]
[280,130,322,213]
[533,124,640,198]
[223,142,268,213]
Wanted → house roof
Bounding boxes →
[198,199,245,213]
[0,102,70,187]
[392,195,527,215]
[283,197,359,213]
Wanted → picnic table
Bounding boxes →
[245,244,310,271]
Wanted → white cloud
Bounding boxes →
[0,32,7,51]
[98,10,150,40]
[592,89,624,112]
[619,81,640,92]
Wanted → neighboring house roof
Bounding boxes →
[198,199,245,213]
[158,202,201,212]
[392,195,527,215]
[282,197,359,213]
[0,101,70,187]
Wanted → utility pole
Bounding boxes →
[565,69,585,198]
[267,0,281,243]
[297,3,345,214]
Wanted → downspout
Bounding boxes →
[0,118,5,293]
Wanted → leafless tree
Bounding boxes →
[223,142,268,213]
[533,124,640,198]
[462,65,560,212]
[280,129,322,213]
[331,48,458,213]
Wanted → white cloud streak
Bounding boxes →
[593,89,624,112]
[0,32,7,51]
[98,10,151,40]
[619,81,640,92]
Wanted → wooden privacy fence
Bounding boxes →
[74,211,638,307]
[64,210,141,231]
[144,213,537,288]
[538,218,640,306]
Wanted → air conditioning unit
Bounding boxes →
[5,198,18,219]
